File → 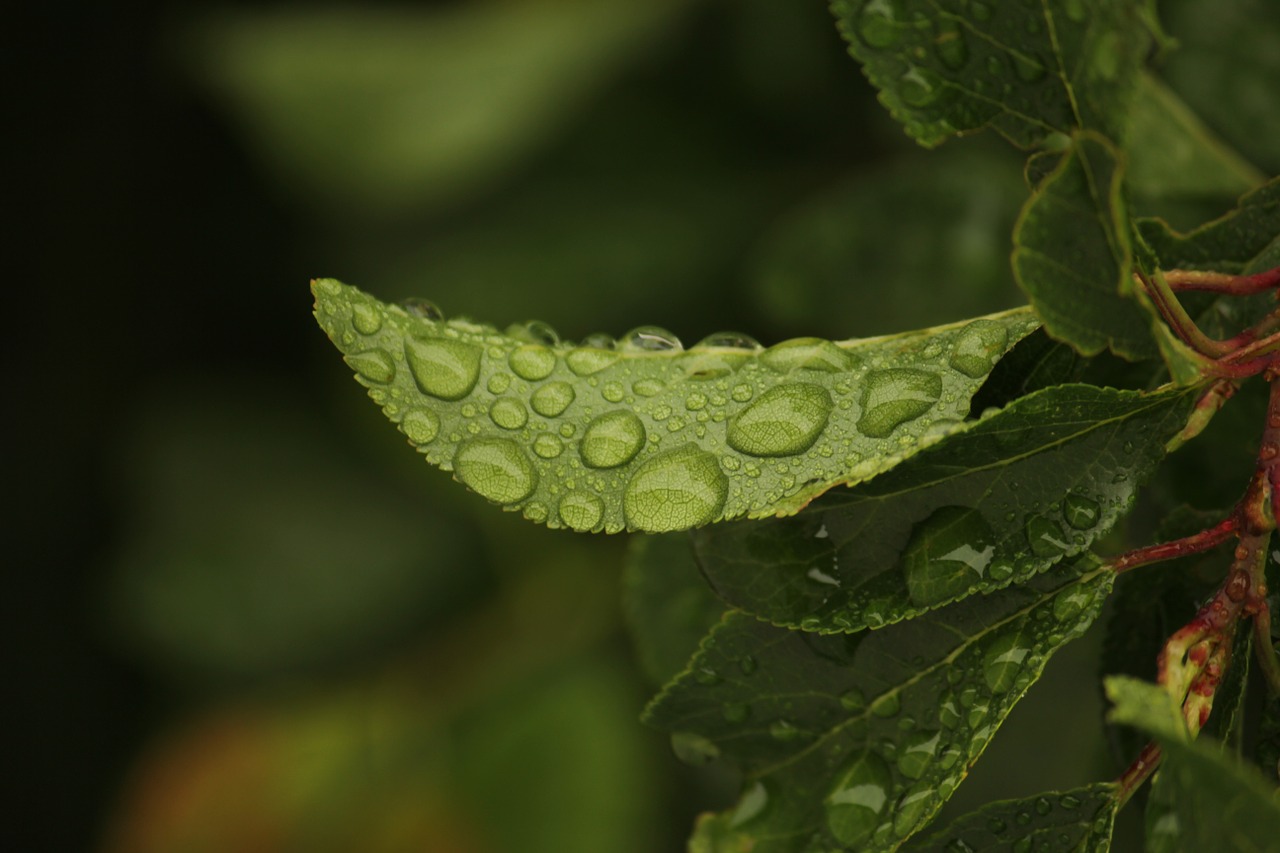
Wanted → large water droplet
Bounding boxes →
[935,19,969,69]
[854,1,899,48]
[558,491,604,532]
[402,297,444,321]
[897,730,943,780]
[824,752,893,848]
[532,433,564,459]
[760,338,854,373]
[621,326,682,353]
[580,411,646,468]
[346,350,396,384]
[948,319,1009,378]
[892,781,936,837]
[1062,493,1100,530]
[670,731,720,766]
[531,381,576,417]
[870,692,901,718]
[729,780,768,828]
[401,409,440,445]
[489,397,528,430]
[405,337,482,400]
[454,438,537,505]
[509,345,557,381]
[1025,515,1069,557]
[726,383,833,457]
[903,506,996,606]
[511,320,559,347]
[695,331,761,350]
[984,629,1031,692]
[623,444,728,532]
[857,369,942,437]
[1052,584,1095,622]
[351,302,383,335]
[566,347,619,376]
[899,66,945,107]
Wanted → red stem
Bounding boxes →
[1108,518,1238,573]
[1164,266,1280,295]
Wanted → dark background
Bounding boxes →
[13,1,1275,851]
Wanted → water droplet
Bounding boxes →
[938,693,962,729]
[694,666,719,686]
[531,381,576,417]
[402,297,443,321]
[601,381,626,403]
[401,409,440,445]
[935,20,969,70]
[532,433,564,459]
[670,731,719,766]
[899,66,944,107]
[632,378,664,397]
[1025,515,1069,557]
[685,392,707,411]
[346,350,396,384]
[946,838,977,853]
[509,345,557,381]
[984,629,1031,692]
[1062,493,1100,529]
[892,780,935,837]
[824,752,893,848]
[870,692,900,718]
[454,438,537,505]
[489,398,528,430]
[566,347,619,376]
[896,730,942,779]
[727,383,833,457]
[729,780,769,828]
[903,506,996,606]
[580,411,646,468]
[558,491,604,532]
[524,501,548,523]
[623,444,728,532]
[696,331,761,350]
[722,701,750,723]
[405,337,482,400]
[857,369,942,437]
[1034,796,1052,815]
[581,333,615,350]
[1014,52,1047,82]
[351,302,383,335]
[854,2,899,48]
[513,320,559,347]
[487,374,512,395]
[839,688,866,712]
[1052,585,1094,622]
[1059,794,1081,809]
[621,326,682,352]
[739,655,758,676]
[760,338,853,373]
[731,384,754,404]
[987,817,1007,834]
[769,719,804,741]
[948,319,1009,378]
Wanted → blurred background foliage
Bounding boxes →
[13,0,1266,850]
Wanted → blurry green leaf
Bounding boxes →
[313,278,1038,533]
[186,0,690,215]
[1255,693,1280,784]
[1106,676,1280,851]
[1125,72,1264,202]
[1013,133,1157,359]
[902,783,1118,852]
[694,384,1197,632]
[644,561,1112,851]
[624,534,725,687]
[829,0,1148,147]
[1136,177,1280,274]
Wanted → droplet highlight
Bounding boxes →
[903,506,997,606]
[824,752,892,848]
[1062,493,1100,530]
[621,325,682,352]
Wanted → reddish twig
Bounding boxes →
[1163,266,1280,296]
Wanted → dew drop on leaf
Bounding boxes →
[512,320,559,347]
[897,730,943,780]
[602,381,625,403]
[899,66,945,107]
[738,655,757,676]
[857,368,942,437]
[903,506,997,606]
[695,331,761,350]
[983,630,1031,692]
[404,337,482,400]
[670,731,720,766]
[1025,515,1069,557]
[351,302,383,335]
[489,398,528,430]
[621,325,682,353]
[870,691,901,718]
[623,444,728,532]
[557,491,604,532]
[532,433,564,459]
[530,381,576,417]
[453,437,537,505]
[892,780,936,837]
[400,408,440,445]
[632,378,664,397]
[760,338,853,373]
[726,383,833,457]
[509,345,557,380]
[1063,493,1101,529]
[824,752,893,848]
[580,411,646,469]
[854,1,899,48]
[934,19,969,70]
[402,297,444,321]
[948,319,1010,378]
[345,350,396,384]
[721,701,750,723]
[566,346,619,376]
[839,688,866,712]
[769,719,804,741]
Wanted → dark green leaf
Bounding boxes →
[829,0,1149,147]
[644,561,1112,851]
[901,782,1118,852]
[623,533,725,686]
[1137,177,1280,274]
[1013,133,1157,359]
[314,279,1038,533]
[694,384,1197,632]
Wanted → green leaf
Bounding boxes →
[1255,692,1280,784]
[623,533,725,686]
[901,782,1118,852]
[1106,676,1280,851]
[693,384,1197,632]
[644,561,1112,852]
[1137,176,1280,274]
[829,0,1149,148]
[1013,132,1158,359]
[313,278,1038,533]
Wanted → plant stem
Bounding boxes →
[1114,740,1163,809]
[1139,269,1234,357]
[1164,265,1280,295]
[1108,518,1238,573]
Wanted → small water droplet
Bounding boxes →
[739,655,758,676]
[938,692,962,729]
[983,629,1031,692]
[602,381,625,403]
[567,347,619,376]
[454,438,537,504]
[1059,793,1081,809]
[935,20,969,70]
[557,491,603,531]
[487,374,512,395]
[824,752,893,848]
[489,398,528,430]
[896,730,942,780]
[580,411,646,468]
[346,350,396,384]
[696,331,761,350]
[870,692,900,718]
[839,688,866,712]
[987,817,1007,834]
[903,506,996,606]
[524,501,548,523]
[351,302,383,335]
[949,319,1009,378]
[722,701,750,723]
[1034,796,1052,815]
[670,731,719,766]
[405,337,482,400]
[621,326,682,353]
[623,444,728,532]
[531,381,576,417]
[899,65,945,107]
[1052,585,1094,622]
[857,369,942,437]
[513,320,559,347]
[1025,515,1069,557]
[769,719,804,741]
[685,392,708,411]
[509,345,557,381]
[760,338,853,373]
[532,433,564,459]
[727,383,833,457]
[402,297,443,321]
[401,409,440,445]
[729,780,769,828]
[1062,493,1100,529]
[892,780,935,837]
[946,838,977,853]
[632,378,664,397]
